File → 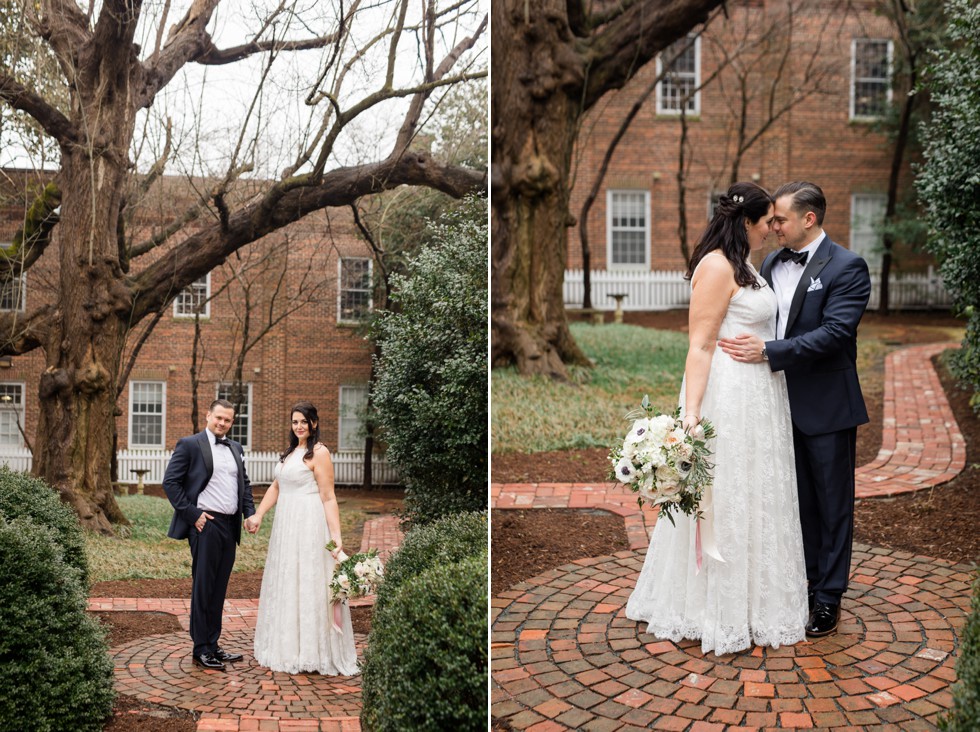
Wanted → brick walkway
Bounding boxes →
[492,342,975,730]
[90,514,403,731]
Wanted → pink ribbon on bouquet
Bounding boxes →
[331,549,349,634]
[694,485,724,574]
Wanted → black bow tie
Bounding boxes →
[776,248,808,265]
[214,438,231,447]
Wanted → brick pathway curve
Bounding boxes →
[492,342,975,730]
[90,514,403,731]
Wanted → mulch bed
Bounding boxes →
[492,311,979,595]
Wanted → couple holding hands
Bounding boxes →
[162,399,358,675]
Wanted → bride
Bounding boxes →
[247,401,358,675]
[625,181,808,656]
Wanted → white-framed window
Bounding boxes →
[657,35,701,115]
[0,382,25,447]
[0,273,26,312]
[851,39,893,120]
[338,385,368,451]
[129,381,166,448]
[850,193,887,265]
[607,190,650,268]
[216,382,252,448]
[174,275,210,318]
[338,258,373,323]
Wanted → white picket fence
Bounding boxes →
[0,447,399,486]
[564,267,951,312]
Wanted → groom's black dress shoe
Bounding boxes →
[214,648,243,663]
[805,602,840,638]
[193,652,226,670]
[808,591,815,612]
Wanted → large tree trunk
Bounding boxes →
[35,150,132,533]
[490,0,590,379]
[491,0,721,378]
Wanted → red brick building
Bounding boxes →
[567,0,937,305]
[0,172,384,480]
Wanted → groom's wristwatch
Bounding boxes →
[761,346,769,361]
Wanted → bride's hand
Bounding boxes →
[682,414,705,438]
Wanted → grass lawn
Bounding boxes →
[491,322,688,454]
[85,495,367,583]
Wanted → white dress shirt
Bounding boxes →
[772,232,825,339]
[196,428,240,515]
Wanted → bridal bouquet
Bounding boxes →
[609,396,716,527]
[325,540,384,604]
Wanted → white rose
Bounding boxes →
[354,562,368,578]
[337,574,351,589]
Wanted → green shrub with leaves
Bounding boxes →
[375,511,486,613]
[371,197,488,526]
[0,466,89,583]
[361,552,488,731]
[916,0,980,412]
[941,573,980,731]
[0,517,115,731]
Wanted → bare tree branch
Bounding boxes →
[0,73,77,145]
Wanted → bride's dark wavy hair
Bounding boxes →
[279,401,321,463]
[685,181,772,289]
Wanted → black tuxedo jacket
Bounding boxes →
[163,431,255,544]
[762,237,872,436]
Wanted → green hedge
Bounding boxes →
[0,466,89,584]
[375,511,486,614]
[942,572,980,731]
[371,198,488,527]
[0,517,115,730]
[361,552,488,731]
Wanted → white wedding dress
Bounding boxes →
[253,448,359,675]
[625,258,808,656]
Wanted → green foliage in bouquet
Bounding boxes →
[609,395,716,526]
[373,511,486,615]
[371,197,488,527]
[360,552,487,731]
[0,466,89,583]
[940,572,980,731]
[0,517,115,731]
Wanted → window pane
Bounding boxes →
[339,258,372,322]
[853,40,890,118]
[0,275,25,312]
[216,383,250,447]
[0,384,24,446]
[339,386,368,451]
[660,37,698,112]
[175,276,209,316]
[130,382,164,446]
[610,192,649,266]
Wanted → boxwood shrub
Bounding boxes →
[942,572,980,731]
[0,516,115,730]
[361,552,487,731]
[0,466,89,583]
[375,510,486,614]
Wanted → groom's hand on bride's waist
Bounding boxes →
[718,333,766,364]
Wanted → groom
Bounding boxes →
[163,399,256,670]
[719,181,872,637]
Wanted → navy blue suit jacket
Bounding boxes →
[163,431,255,544]
[762,237,872,436]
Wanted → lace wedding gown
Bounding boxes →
[625,259,808,656]
[253,448,358,675]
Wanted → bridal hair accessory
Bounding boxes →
[609,396,724,572]
[325,540,384,633]
[733,194,744,204]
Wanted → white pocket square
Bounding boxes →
[806,277,823,292]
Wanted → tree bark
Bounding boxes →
[491,0,721,378]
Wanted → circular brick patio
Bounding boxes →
[492,545,973,730]
[113,627,366,718]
